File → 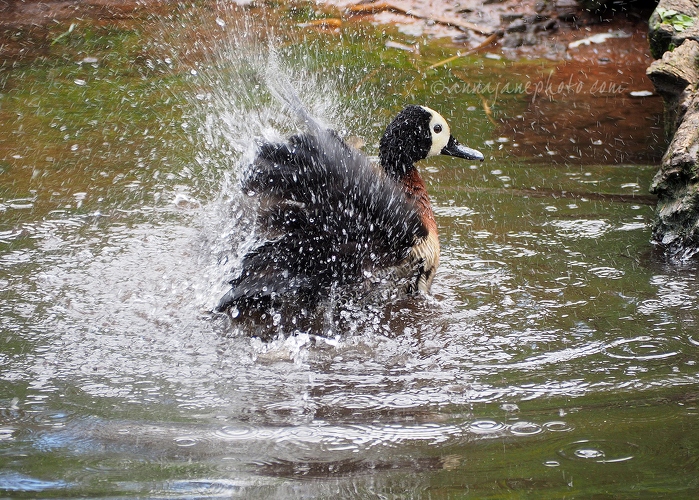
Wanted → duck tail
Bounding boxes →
[264,48,326,136]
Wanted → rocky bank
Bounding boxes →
[646,0,699,259]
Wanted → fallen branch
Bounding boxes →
[347,2,493,36]
[477,92,497,125]
[298,18,343,29]
[424,32,500,71]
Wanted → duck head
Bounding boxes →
[379,105,484,179]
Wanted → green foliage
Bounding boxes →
[657,7,696,32]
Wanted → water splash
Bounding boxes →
[179,10,366,182]
[169,9,383,325]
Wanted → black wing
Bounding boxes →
[216,130,427,312]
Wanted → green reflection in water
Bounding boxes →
[1,2,697,499]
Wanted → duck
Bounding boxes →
[216,105,483,316]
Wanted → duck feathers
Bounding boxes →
[217,129,428,312]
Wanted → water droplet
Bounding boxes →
[8,198,34,210]
[589,267,624,279]
[174,436,197,447]
[604,336,677,360]
[468,420,505,434]
[558,440,637,463]
[215,425,254,440]
[575,447,605,459]
[0,428,15,441]
[543,421,572,432]
[510,421,542,436]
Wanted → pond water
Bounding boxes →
[1,3,698,498]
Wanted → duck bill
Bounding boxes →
[441,136,484,161]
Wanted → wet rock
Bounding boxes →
[576,0,641,11]
[647,1,699,258]
[555,0,580,21]
[501,13,524,24]
[502,13,557,47]
[535,18,557,32]
[576,0,608,10]
[535,1,548,14]
[506,18,529,33]
[649,91,699,257]
[647,39,699,135]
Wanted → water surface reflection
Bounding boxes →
[1,3,698,498]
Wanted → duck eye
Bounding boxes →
[433,124,443,134]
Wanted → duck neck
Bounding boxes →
[380,152,437,233]
[379,149,414,180]
[399,166,437,235]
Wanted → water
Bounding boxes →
[1,3,698,498]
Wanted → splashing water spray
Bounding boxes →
[169,6,382,338]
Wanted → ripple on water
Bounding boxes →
[616,221,647,232]
[467,420,506,435]
[383,393,442,409]
[220,422,466,450]
[604,336,678,361]
[212,418,578,458]
[639,294,696,314]
[7,198,35,210]
[0,427,16,441]
[324,393,387,410]
[558,439,638,464]
[548,219,610,239]
[0,472,68,493]
[0,229,25,243]
[640,275,698,314]
[509,421,542,436]
[588,266,624,279]
[174,436,198,447]
[543,421,574,433]
[433,206,477,218]
[325,423,457,449]
[160,479,248,498]
[215,425,257,440]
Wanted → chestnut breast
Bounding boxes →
[400,168,440,292]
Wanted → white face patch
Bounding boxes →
[421,106,451,157]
